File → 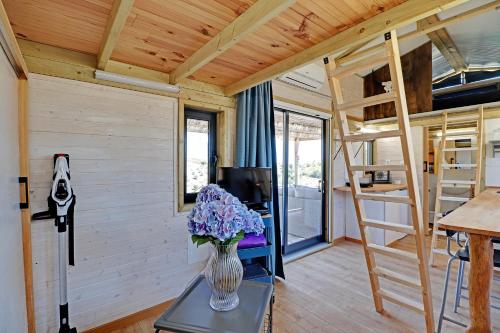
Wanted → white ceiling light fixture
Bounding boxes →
[95,70,180,94]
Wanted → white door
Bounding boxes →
[0,48,28,332]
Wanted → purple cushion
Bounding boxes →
[238,233,267,249]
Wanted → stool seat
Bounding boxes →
[456,247,500,268]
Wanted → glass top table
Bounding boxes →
[154,275,273,333]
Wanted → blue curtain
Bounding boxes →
[235,81,285,279]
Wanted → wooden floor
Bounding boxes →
[109,236,500,332]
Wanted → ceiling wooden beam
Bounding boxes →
[18,39,235,109]
[0,0,28,78]
[418,15,467,72]
[169,0,295,84]
[339,0,500,66]
[225,0,469,96]
[97,0,134,70]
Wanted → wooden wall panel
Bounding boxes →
[363,42,433,121]
[28,75,205,332]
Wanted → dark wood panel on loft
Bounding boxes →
[363,42,432,121]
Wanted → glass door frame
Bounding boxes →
[276,107,327,255]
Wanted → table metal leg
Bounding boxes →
[268,292,274,333]
[467,234,493,333]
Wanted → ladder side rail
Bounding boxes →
[324,56,383,312]
[430,112,448,266]
[385,30,434,333]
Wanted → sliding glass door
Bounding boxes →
[275,109,326,255]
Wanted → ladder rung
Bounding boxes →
[433,230,447,237]
[378,289,424,313]
[331,54,388,79]
[344,129,401,142]
[442,163,477,169]
[441,184,474,189]
[442,147,478,152]
[367,243,419,262]
[362,218,415,234]
[446,114,479,123]
[372,267,421,289]
[432,248,449,256]
[439,196,470,202]
[351,164,406,172]
[356,193,412,204]
[440,179,476,185]
[337,92,396,111]
[444,130,478,137]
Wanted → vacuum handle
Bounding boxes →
[68,216,74,266]
[68,196,76,266]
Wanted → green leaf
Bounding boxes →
[227,231,245,246]
[191,235,211,247]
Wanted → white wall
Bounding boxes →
[0,50,28,332]
[28,75,204,332]
[375,126,424,201]
[485,118,500,186]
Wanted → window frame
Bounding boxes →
[183,108,217,204]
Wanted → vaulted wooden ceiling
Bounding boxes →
[4,0,471,95]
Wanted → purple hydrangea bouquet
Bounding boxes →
[187,184,265,311]
[188,184,265,246]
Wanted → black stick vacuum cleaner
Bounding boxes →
[33,154,77,333]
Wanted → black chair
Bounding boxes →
[437,231,500,332]
[452,237,500,313]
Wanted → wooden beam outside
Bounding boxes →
[224,0,469,96]
[97,0,134,70]
[418,15,467,72]
[18,78,35,333]
[0,0,28,78]
[338,0,500,66]
[169,0,295,84]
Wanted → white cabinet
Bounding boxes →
[343,189,409,246]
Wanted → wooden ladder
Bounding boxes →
[429,106,484,266]
[324,30,434,333]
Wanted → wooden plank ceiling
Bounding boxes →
[4,0,406,88]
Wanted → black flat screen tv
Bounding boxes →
[217,167,272,205]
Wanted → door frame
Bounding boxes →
[276,107,327,255]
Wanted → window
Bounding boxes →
[184,108,217,203]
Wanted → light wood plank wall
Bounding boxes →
[28,74,206,332]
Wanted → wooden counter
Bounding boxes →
[437,188,500,238]
[334,184,407,193]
